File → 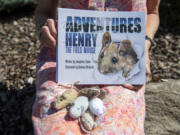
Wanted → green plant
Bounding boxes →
[0,0,37,12]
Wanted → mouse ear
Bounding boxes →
[119,39,132,53]
[102,32,112,48]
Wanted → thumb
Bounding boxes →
[146,63,151,83]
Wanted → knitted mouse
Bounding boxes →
[54,86,107,133]
[53,85,79,110]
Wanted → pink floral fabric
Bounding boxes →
[32,0,147,134]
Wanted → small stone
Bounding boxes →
[13,21,17,26]
[12,38,19,44]
[30,66,36,70]
[152,75,161,82]
[27,77,34,84]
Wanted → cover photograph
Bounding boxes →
[57,8,146,85]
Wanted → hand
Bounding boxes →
[122,40,151,90]
[40,19,58,50]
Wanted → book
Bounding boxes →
[57,8,146,85]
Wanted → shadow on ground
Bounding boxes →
[0,83,35,135]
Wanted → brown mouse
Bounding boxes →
[98,32,138,78]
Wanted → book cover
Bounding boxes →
[57,8,145,85]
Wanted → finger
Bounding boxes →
[42,26,56,47]
[146,64,151,83]
[146,64,151,74]
[123,84,133,89]
[123,84,143,90]
[55,20,58,30]
[122,84,136,90]
[146,72,152,83]
[42,26,56,48]
[47,19,57,39]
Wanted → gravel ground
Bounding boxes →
[0,6,179,135]
[150,29,180,81]
[0,8,39,135]
[0,10,40,90]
